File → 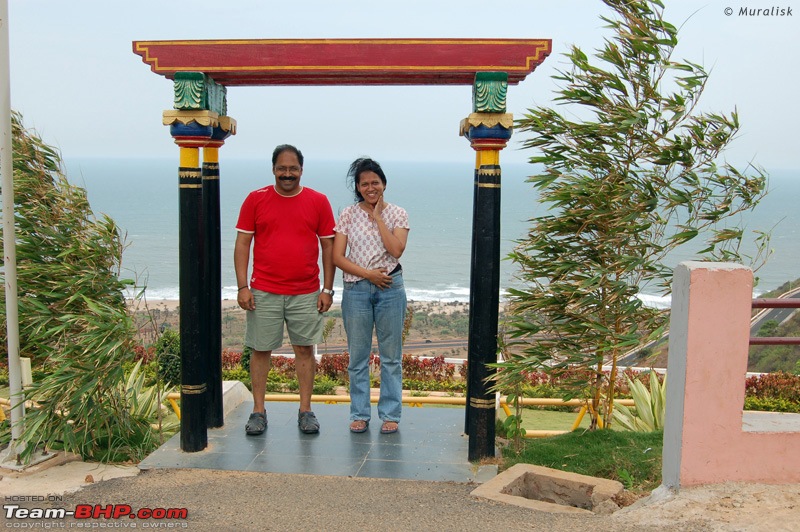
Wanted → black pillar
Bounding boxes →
[466,163,500,461]
[179,162,208,452]
[202,155,223,428]
[464,165,480,435]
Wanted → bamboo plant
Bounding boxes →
[1,112,169,460]
[496,0,769,429]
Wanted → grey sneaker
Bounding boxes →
[245,411,267,436]
[298,410,320,434]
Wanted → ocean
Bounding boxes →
[63,157,800,306]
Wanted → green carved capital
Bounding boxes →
[174,72,227,115]
[473,72,508,113]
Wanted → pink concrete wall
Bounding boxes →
[663,262,800,488]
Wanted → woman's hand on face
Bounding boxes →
[368,195,385,222]
[366,268,392,289]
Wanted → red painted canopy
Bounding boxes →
[132,38,551,86]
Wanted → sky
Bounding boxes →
[6,0,799,169]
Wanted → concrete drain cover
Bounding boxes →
[471,463,624,514]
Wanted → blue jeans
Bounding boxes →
[342,270,406,423]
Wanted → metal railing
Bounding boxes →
[750,298,800,345]
[162,392,634,438]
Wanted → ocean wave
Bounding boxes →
[406,285,471,302]
[129,284,476,303]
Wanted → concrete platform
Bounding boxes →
[140,395,496,483]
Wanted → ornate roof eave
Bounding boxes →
[132,38,552,86]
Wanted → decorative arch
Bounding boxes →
[132,37,552,458]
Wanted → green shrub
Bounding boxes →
[285,378,300,393]
[154,329,181,385]
[613,371,667,432]
[744,396,800,413]
[122,360,159,387]
[402,378,465,393]
[757,320,780,337]
[31,367,49,384]
[265,381,286,393]
[222,367,251,389]
[241,345,252,372]
[313,375,339,395]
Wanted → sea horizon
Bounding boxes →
[64,157,799,308]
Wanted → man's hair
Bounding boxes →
[272,144,304,167]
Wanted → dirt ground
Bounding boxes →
[613,482,800,531]
[2,461,798,531]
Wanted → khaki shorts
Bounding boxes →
[245,290,323,351]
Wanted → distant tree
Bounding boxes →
[757,320,780,338]
[322,317,336,354]
[402,305,414,345]
[1,112,159,460]
[497,0,769,429]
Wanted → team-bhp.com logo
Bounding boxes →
[4,503,189,527]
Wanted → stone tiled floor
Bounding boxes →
[140,401,495,483]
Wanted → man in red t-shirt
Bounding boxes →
[234,144,335,435]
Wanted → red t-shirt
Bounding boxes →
[236,185,335,295]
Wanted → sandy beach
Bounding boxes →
[128,298,474,357]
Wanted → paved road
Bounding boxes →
[750,290,800,335]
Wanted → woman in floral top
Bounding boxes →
[333,157,410,434]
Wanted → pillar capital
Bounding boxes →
[163,110,216,148]
[163,110,236,148]
[462,72,512,152]
[173,72,227,115]
[473,72,508,113]
[459,112,513,150]
[459,112,513,134]
[209,116,237,148]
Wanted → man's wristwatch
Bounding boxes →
[321,288,335,296]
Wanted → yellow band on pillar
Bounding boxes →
[203,147,219,164]
[181,383,207,395]
[180,147,200,168]
[477,150,500,168]
[469,397,496,409]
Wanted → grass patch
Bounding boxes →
[501,429,663,494]
[511,407,591,431]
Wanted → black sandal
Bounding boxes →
[245,411,267,435]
